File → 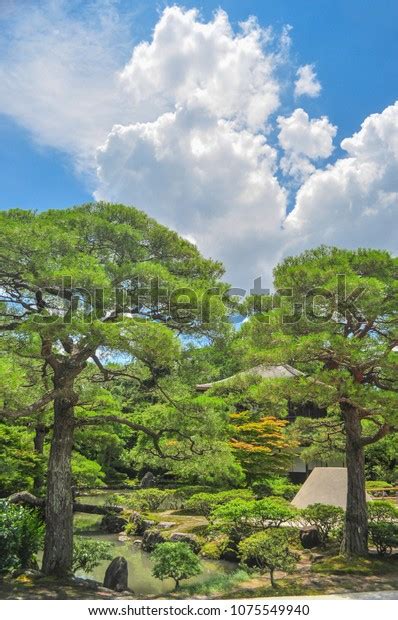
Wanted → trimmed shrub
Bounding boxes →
[239,529,299,588]
[368,522,398,556]
[300,503,344,545]
[368,501,398,524]
[252,477,300,500]
[151,542,202,590]
[0,500,44,573]
[185,489,254,516]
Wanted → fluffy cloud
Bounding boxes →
[285,101,398,252]
[0,0,132,163]
[119,7,283,131]
[294,64,321,98]
[95,107,286,287]
[278,108,336,180]
[1,2,397,288]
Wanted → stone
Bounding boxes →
[128,511,156,535]
[118,534,130,542]
[140,471,156,488]
[300,526,321,549]
[101,513,128,534]
[157,521,176,529]
[103,557,128,592]
[169,532,201,553]
[141,529,165,552]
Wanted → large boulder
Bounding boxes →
[141,529,165,552]
[169,532,201,553]
[101,513,128,534]
[103,557,128,592]
[300,526,321,549]
[140,472,156,488]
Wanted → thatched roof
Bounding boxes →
[291,467,371,509]
[196,363,303,392]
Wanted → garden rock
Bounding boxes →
[141,529,165,552]
[300,526,321,549]
[101,513,128,534]
[157,521,176,529]
[140,472,156,488]
[169,532,201,553]
[103,557,128,592]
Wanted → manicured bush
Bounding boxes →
[211,497,297,542]
[200,536,229,560]
[239,529,299,588]
[0,500,44,573]
[252,476,300,500]
[72,537,113,574]
[368,522,398,555]
[368,501,398,523]
[151,542,202,590]
[185,489,254,516]
[366,481,392,490]
[300,503,344,545]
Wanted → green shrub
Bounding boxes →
[366,481,392,490]
[252,477,300,500]
[124,489,176,512]
[151,542,202,590]
[239,530,299,588]
[369,522,398,555]
[211,497,297,542]
[300,503,344,545]
[368,501,398,523]
[200,536,229,560]
[0,500,44,573]
[72,537,113,574]
[185,489,254,516]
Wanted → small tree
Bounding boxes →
[151,542,202,590]
[301,503,344,546]
[72,538,113,574]
[368,522,398,556]
[239,530,298,588]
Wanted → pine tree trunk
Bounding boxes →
[341,404,368,556]
[42,392,75,577]
[33,423,46,495]
[270,568,276,588]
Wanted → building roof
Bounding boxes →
[291,467,371,509]
[196,363,303,391]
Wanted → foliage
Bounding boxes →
[239,530,299,587]
[0,501,44,572]
[151,542,202,589]
[300,503,345,545]
[71,452,106,488]
[200,536,229,560]
[229,412,297,482]
[367,501,398,523]
[311,555,396,576]
[0,424,42,495]
[252,476,300,500]
[185,489,254,516]
[211,498,297,541]
[72,537,113,574]
[366,481,393,490]
[368,522,398,555]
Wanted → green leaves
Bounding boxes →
[151,542,202,589]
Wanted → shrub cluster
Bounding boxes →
[0,500,44,573]
[184,489,254,516]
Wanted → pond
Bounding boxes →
[73,491,234,596]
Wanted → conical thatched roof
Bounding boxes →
[291,467,371,509]
[196,363,303,392]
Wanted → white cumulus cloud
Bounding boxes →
[294,64,321,98]
[278,108,337,180]
[285,101,398,252]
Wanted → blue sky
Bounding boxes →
[1,0,397,287]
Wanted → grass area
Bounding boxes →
[179,569,250,596]
[311,554,398,576]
